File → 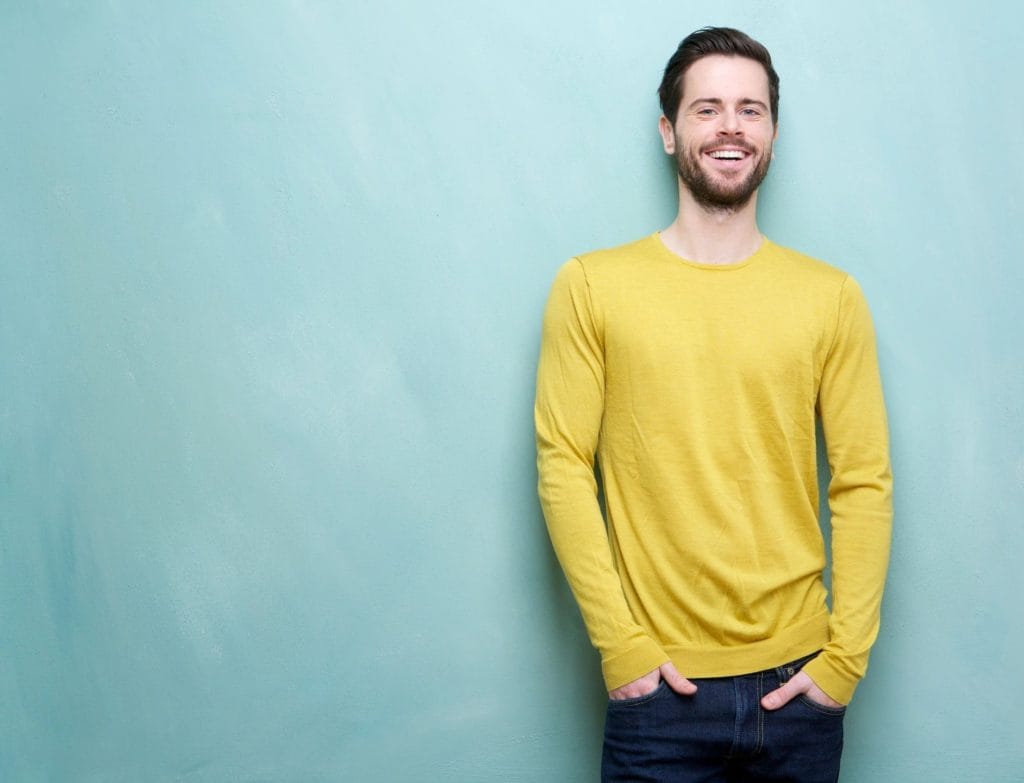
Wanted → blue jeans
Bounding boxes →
[602,652,845,782]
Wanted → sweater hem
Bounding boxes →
[662,612,830,678]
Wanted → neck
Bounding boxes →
[660,182,764,265]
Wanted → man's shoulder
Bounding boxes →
[763,239,851,287]
[560,235,855,293]
[572,233,661,271]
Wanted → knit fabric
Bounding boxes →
[535,233,892,704]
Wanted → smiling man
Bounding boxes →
[535,27,892,782]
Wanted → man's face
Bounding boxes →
[660,54,778,212]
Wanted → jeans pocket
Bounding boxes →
[607,680,668,708]
[795,693,847,717]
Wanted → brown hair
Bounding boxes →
[658,27,780,126]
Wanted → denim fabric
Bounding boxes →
[601,653,845,783]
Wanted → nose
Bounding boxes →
[719,110,742,135]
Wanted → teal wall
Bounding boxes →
[2,2,1021,781]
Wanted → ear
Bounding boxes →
[658,115,676,154]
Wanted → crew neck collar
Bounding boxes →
[652,231,770,271]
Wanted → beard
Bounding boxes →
[675,137,773,213]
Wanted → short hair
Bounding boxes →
[658,27,780,126]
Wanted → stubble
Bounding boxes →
[675,137,774,213]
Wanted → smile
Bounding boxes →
[705,149,750,160]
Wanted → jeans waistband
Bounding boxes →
[774,650,821,681]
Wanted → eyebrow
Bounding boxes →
[687,97,770,112]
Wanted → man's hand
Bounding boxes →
[760,670,844,711]
[608,661,698,700]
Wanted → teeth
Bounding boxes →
[709,150,745,159]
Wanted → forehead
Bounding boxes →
[681,55,771,103]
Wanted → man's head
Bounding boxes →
[658,27,779,128]
[657,28,780,213]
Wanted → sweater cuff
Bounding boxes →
[800,652,860,705]
[601,637,670,691]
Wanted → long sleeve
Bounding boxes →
[801,275,893,704]
[534,259,667,690]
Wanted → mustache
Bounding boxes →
[699,141,757,155]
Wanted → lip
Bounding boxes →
[702,147,753,169]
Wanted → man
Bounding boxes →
[534,27,892,782]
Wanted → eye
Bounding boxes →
[740,107,763,117]
[696,107,716,116]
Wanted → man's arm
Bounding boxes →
[534,259,674,692]
[766,275,893,708]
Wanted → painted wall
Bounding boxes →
[2,1,1021,780]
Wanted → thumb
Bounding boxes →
[761,677,801,711]
[659,661,697,695]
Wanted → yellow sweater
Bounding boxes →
[535,233,892,704]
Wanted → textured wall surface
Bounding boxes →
[1,1,1021,780]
